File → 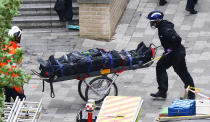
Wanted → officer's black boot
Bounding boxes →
[190,10,197,14]
[185,8,198,14]
[159,0,167,6]
[188,91,195,99]
[151,91,167,98]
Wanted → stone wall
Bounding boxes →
[110,0,128,37]
[78,0,129,41]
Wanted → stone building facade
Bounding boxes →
[78,0,129,41]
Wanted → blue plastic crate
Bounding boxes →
[168,99,196,116]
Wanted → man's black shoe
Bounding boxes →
[190,10,198,14]
[185,7,190,11]
[150,91,167,98]
[188,91,195,99]
[186,8,198,14]
[159,0,167,6]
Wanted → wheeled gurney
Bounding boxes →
[32,42,159,103]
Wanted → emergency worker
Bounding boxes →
[8,26,22,43]
[147,10,195,99]
[5,26,26,102]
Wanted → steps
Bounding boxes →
[12,0,79,31]
[15,0,80,53]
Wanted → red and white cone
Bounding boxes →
[86,99,95,122]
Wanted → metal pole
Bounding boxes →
[88,112,93,122]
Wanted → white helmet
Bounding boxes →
[8,26,22,43]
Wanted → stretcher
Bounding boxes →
[32,43,160,103]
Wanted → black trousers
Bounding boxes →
[156,45,194,93]
[64,0,73,21]
[56,10,66,22]
[186,0,198,11]
[55,0,73,22]
[5,87,26,102]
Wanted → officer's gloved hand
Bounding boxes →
[161,49,172,59]
[161,48,173,58]
[166,48,173,53]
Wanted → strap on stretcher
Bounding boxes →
[42,79,55,98]
[100,50,114,69]
[108,52,114,69]
[56,60,64,76]
[86,54,92,72]
[125,51,133,68]
[50,81,55,98]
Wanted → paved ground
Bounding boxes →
[20,0,210,121]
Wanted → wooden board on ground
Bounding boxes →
[96,96,143,122]
[196,100,210,115]
[158,100,210,121]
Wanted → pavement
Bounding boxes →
[20,0,210,121]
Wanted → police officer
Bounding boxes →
[147,10,195,99]
[186,0,198,14]
[159,0,167,6]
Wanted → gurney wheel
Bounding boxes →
[78,80,88,101]
[85,76,118,103]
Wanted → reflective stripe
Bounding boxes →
[108,53,114,69]
[86,54,92,72]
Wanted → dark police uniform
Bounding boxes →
[156,20,195,99]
